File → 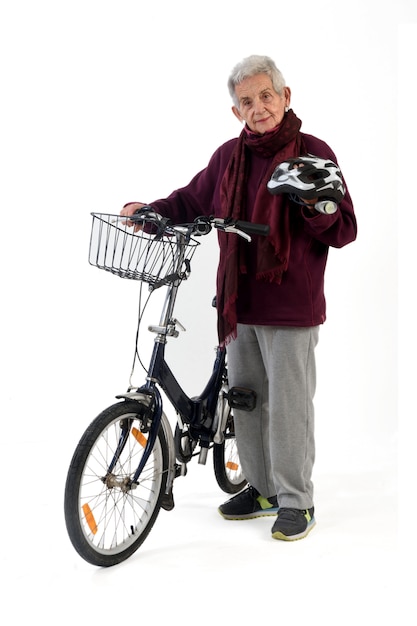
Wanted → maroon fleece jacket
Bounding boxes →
[149,132,357,327]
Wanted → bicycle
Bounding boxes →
[64,208,269,567]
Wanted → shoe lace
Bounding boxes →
[246,485,260,498]
[278,508,303,521]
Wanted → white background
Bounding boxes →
[1,1,414,623]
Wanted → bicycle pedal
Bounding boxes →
[175,463,187,478]
[198,447,209,465]
[228,386,257,411]
[161,488,175,511]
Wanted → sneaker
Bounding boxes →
[218,485,279,520]
[271,507,316,541]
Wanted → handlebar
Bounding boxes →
[131,207,270,241]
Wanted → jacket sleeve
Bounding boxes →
[301,136,357,248]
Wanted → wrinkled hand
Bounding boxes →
[301,197,318,214]
[120,202,147,231]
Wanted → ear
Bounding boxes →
[232,105,244,123]
[284,86,291,107]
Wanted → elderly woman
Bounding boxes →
[121,55,357,541]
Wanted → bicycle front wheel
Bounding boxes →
[64,400,169,567]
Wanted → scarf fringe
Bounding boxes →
[218,292,238,347]
[220,329,237,349]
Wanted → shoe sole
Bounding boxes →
[218,507,279,521]
[271,519,316,541]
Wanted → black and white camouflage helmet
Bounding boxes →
[267,154,346,203]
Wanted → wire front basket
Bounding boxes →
[89,213,200,288]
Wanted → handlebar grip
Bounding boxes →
[132,205,154,217]
[235,220,270,237]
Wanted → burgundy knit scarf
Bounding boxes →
[217,109,306,345]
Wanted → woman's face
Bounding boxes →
[232,74,291,135]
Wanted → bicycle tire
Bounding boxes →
[64,400,169,567]
[213,410,247,494]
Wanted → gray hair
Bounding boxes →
[227,55,286,108]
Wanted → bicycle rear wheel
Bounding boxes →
[64,400,169,567]
[213,409,247,494]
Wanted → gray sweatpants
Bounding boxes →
[226,324,319,510]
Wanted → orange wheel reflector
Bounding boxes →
[82,503,98,535]
[226,461,239,471]
[131,427,147,448]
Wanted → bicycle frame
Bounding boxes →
[114,227,227,492]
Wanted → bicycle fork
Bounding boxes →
[105,385,177,510]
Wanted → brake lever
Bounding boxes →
[223,225,252,242]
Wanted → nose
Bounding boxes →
[253,98,266,114]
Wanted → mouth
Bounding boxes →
[256,115,271,125]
